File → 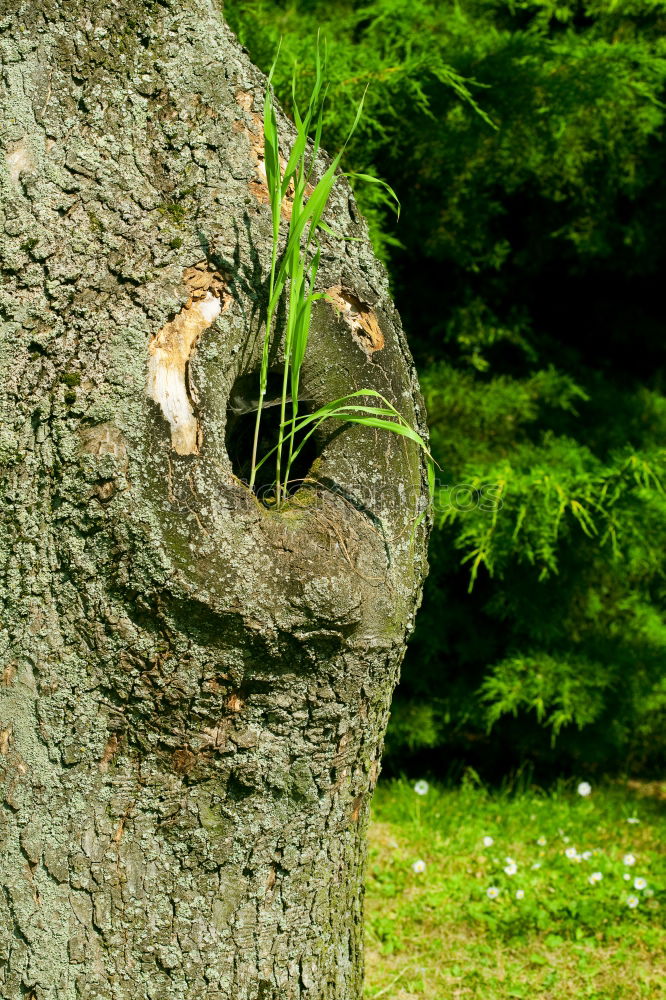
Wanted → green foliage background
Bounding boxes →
[224,0,666,776]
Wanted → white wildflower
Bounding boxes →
[565,846,578,859]
[588,872,603,884]
[504,862,518,876]
[634,877,647,891]
[411,860,426,874]
[626,895,639,909]
[486,886,500,899]
[515,889,525,900]
[414,780,429,796]
[577,781,592,797]
[623,854,636,867]
[627,817,640,825]
[483,836,494,847]
[531,862,542,870]
[581,851,592,860]
[623,873,631,881]
[537,836,547,847]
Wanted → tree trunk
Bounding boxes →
[0,2,429,997]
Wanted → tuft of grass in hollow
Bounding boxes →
[248,40,433,506]
[365,776,666,999]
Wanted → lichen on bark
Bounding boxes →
[0,1,430,997]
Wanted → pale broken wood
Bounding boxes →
[326,285,385,357]
[147,265,229,454]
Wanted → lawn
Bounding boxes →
[364,775,666,999]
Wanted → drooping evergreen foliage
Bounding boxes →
[225,0,666,776]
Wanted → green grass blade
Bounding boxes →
[344,171,401,219]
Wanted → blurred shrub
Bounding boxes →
[225,0,666,776]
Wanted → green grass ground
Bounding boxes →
[364,776,666,999]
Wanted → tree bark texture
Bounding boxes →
[0,2,430,997]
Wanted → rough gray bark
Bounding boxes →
[0,2,430,997]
